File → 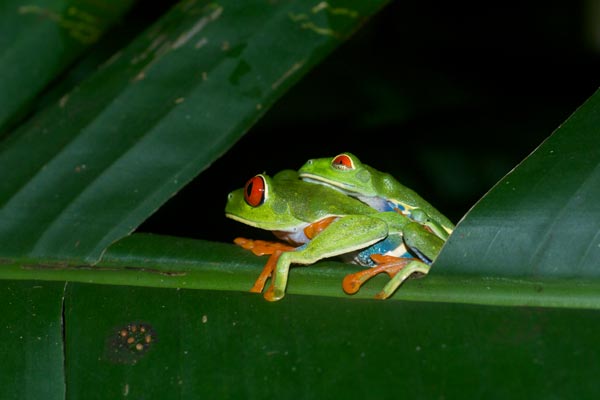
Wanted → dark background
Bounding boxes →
[138,1,600,243]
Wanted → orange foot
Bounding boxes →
[233,238,296,294]
[342,255,416,295]
[249,250,282,293]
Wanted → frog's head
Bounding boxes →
[298,152,377,196]
[225,173,303,230]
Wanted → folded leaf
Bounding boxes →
[0,0,389,263]
[0,0,138,133]
[437,88,600,278]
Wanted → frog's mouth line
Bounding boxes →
[225,213,267,229]
[298,174,357,194]
[225,213,305,233]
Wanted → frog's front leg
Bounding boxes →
[409,209,451,241]
[234,238,296,293]
[249,249,284,293]
[234,237,296,256]
[264,215,389,302]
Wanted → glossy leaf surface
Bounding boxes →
[1,2,599,398]
[2,233,600,310]
[0,281,65,400]
[0,0,138,133]
[64,284,600,399]
[436,88,600,278]
[0,0,386,263]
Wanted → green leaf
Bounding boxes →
[64,285,600,399]
[2,233,600,309]
[0,0,138,133]
[436,87,600,278]
[2,2,599,398]
[0,0,388,263]
[0,281,65,400]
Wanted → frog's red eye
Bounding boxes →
[331,154,355,170]
[244,175,266,207]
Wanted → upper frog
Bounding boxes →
[298,152,455,239]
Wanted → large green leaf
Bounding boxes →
[1,89,598,309]
[437,87,600,278]
[0,0,138,133]
[2,233,600,309]
[0,281,65,400]
[64,285,600,399]
[0,0,387,263]
[1,1,600,398]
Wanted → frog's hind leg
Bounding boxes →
[374,259,430,300]
[342,254,430,299]
[342,255,414,295]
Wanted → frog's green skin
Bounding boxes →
[225,169,443,301]
[298,152,455,240]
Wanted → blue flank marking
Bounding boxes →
[356,235,408,266]
[366,197,398,212]
[385,200,413,219]
[379,202,393,212]
[391,201,404,212]
[390,200,415,219]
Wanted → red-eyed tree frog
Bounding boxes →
[298,152,455,240]
[225,169,444,301]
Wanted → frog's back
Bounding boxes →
[276,171,376,218]
[371,169,455,230]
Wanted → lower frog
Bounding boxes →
[225,170,444,301]
[299,152,455,240]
